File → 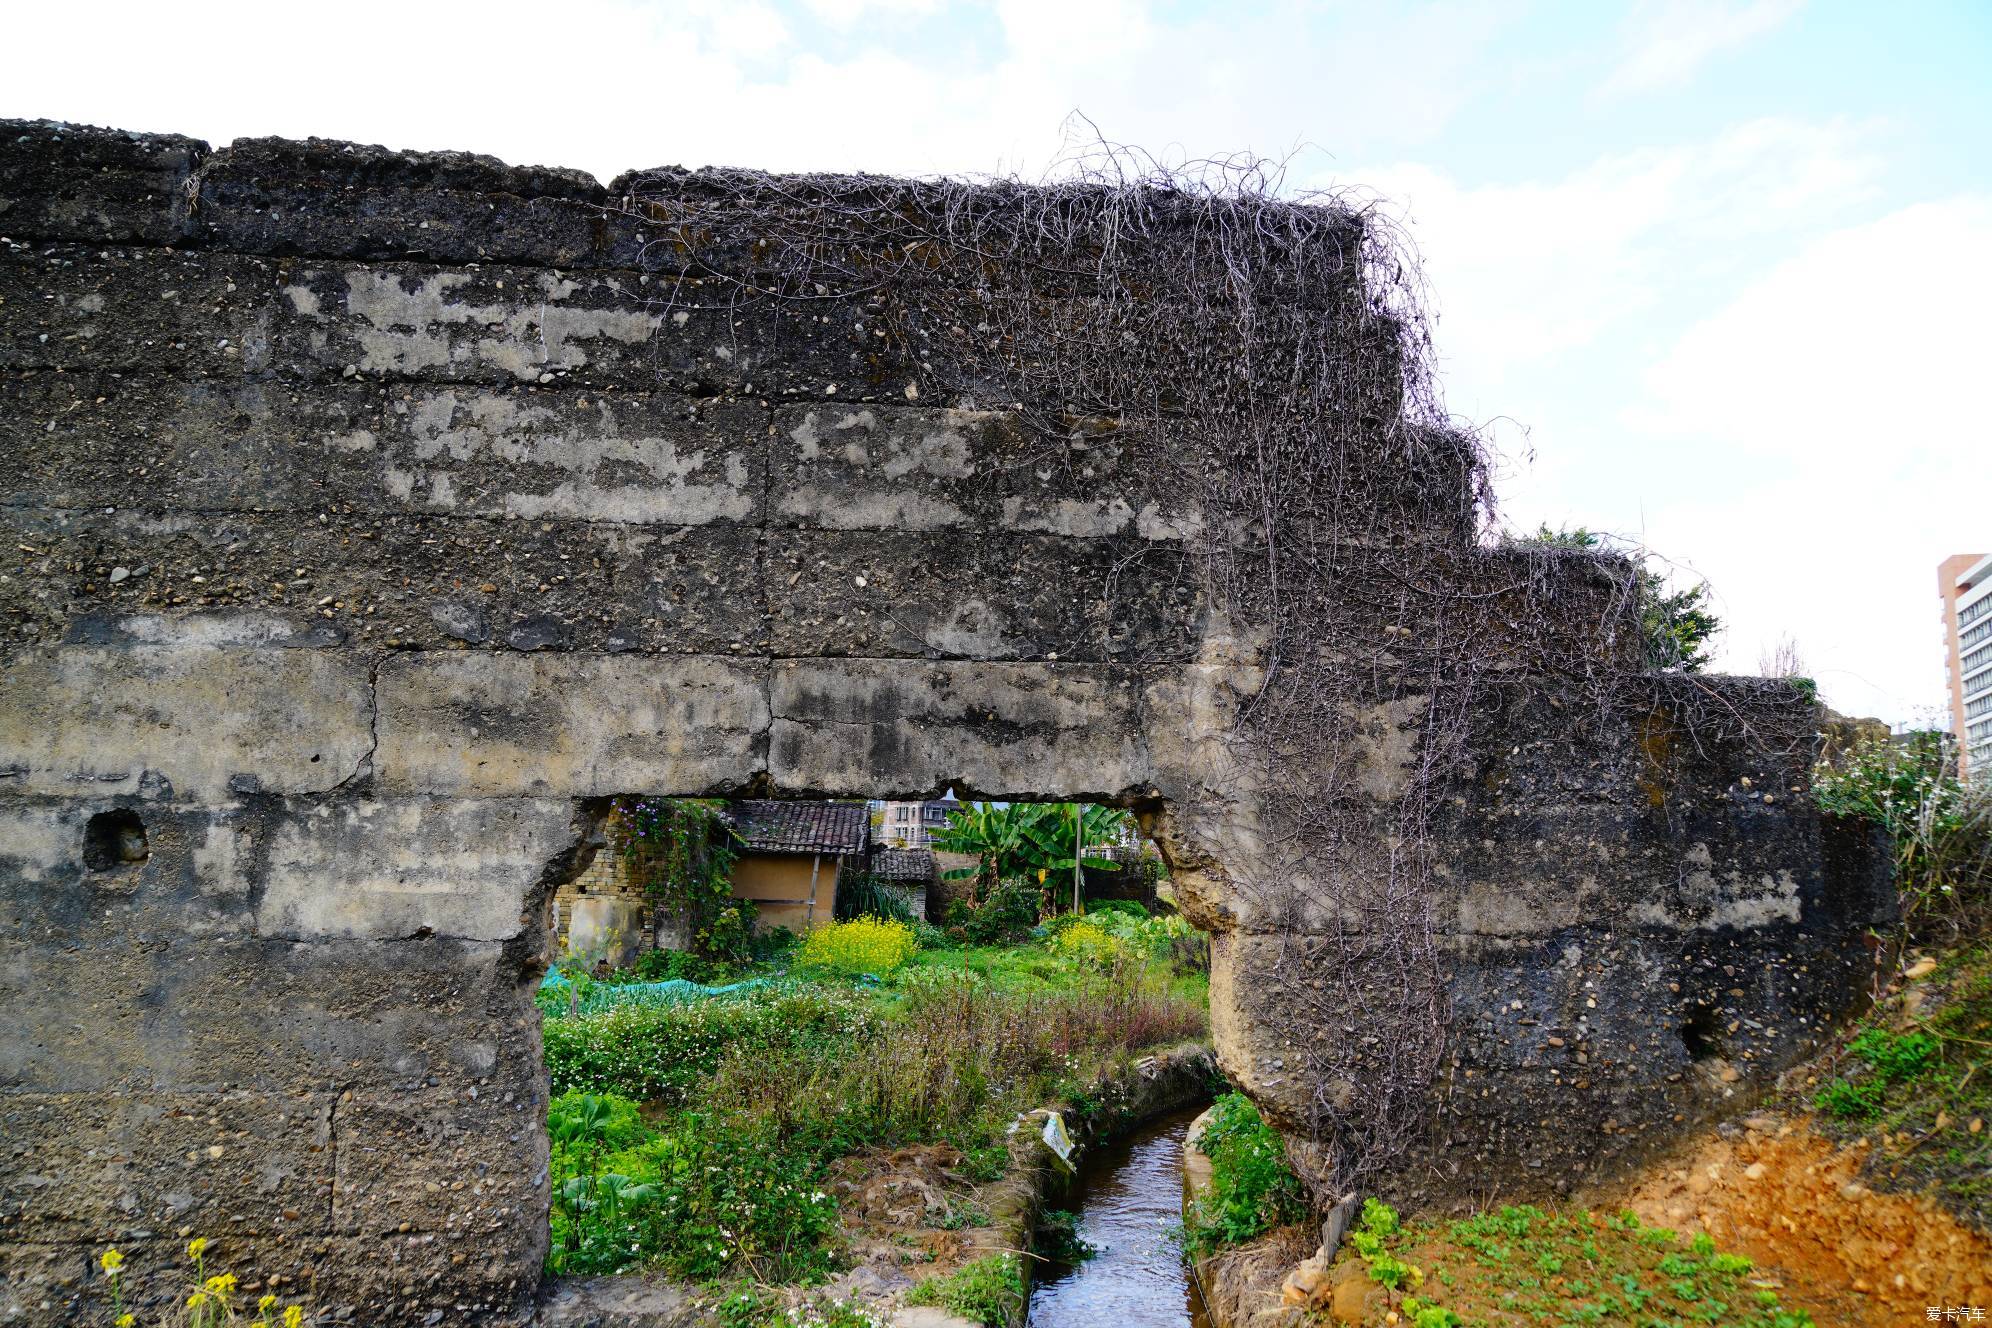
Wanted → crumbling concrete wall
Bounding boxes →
[0,120,1890,1325]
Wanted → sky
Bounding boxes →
[9,0,1988,726]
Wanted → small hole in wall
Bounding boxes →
[1679,1004,1724,1061]
[83,809,149,872]
[311,753,321,763]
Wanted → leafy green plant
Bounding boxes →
[548,1091,662,1274]
[1400,1296,1461,1328]
[905,1253,1024,1328]
[835,873,918,925]
[1182,1093,1308,1254]
[931,802,1135,902]
[547,1090,841,1281]
[1848,1027,1940,1083]
[951,878,1044,945]
[716,1290,885,1328]
[1034,1208,1097,1263]
[623,947,723,985]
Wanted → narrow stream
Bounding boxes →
[1025,1104,1213,1328]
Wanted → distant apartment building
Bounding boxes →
[876,797,961,848]
[1941,553,1992,781]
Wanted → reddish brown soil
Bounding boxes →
[1603,1113,1992,1325]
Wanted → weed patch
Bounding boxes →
[1182,1092,1308,1255]
[1804,939,1992,1226]
[904,1252,1024,1328]
[1338,1202,1817,1326]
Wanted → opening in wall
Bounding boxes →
[1679,1003,1725,1062]
[81,808,148,872]
[529,788,1210,1324]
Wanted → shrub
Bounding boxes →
[1048,919,1129,968]
[1034,1208,1097,1264]
[1814,729,1990,936]
[906,1253,1024,1328]
[1183,1093,1308,1253]
[798,917,917,976]
[1086,898,1150,920]
[622,948,722,985]
[629,1113,842,1281]
[954,878,1043,944]
[836,874,918,925]
[549,1103,842,1282]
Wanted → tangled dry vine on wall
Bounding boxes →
[590,135,1778,1196]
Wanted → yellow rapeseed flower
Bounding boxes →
[116,1315,135,1328]
[260,1293,279,1311]
[99,1247,125,1274]
[205,1272,237,1295]
[282,1305,305,1328]
[188,1291,209,1309]
[187,1236,210,1260]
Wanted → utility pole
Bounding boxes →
[1072,802,1082,916]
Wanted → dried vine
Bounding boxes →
[592,134,1807,1197]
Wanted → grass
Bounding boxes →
[903,1252,1024,1328]
[1340,1200,1818,1327]
[1803,938,1992,1226]
[539,931,1209,1287]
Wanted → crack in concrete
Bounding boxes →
[329,654,385,792]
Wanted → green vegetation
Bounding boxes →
[715,1287,887,1328]
[1804,940,1992,1223]
[1033,1208,1097,1264]
[1182,1092,1309,1255]
[610,797,753,961]
[1523,525,1722,673]
[1339,1201,1816,1327]
[1813,728,1991,937]
[903,1252,1024,1328]
[1804,718,1992,1222]
[929,801,1138,901]
[539,913,1209,1293]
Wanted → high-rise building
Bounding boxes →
[1940,553,1992,780]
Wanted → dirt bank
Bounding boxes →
[1604,1110,1992,1325]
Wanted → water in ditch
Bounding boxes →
[1025,1103,1213,1328]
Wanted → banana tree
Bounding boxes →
[930,802,1133,908]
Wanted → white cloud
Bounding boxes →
[1600,0,1804,96]
[799,0,939,30]
[1625,199,1992,723]
[1344,118,1879,401]
[3,0,1515,182]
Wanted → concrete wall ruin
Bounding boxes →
[0,120,1892,1325]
